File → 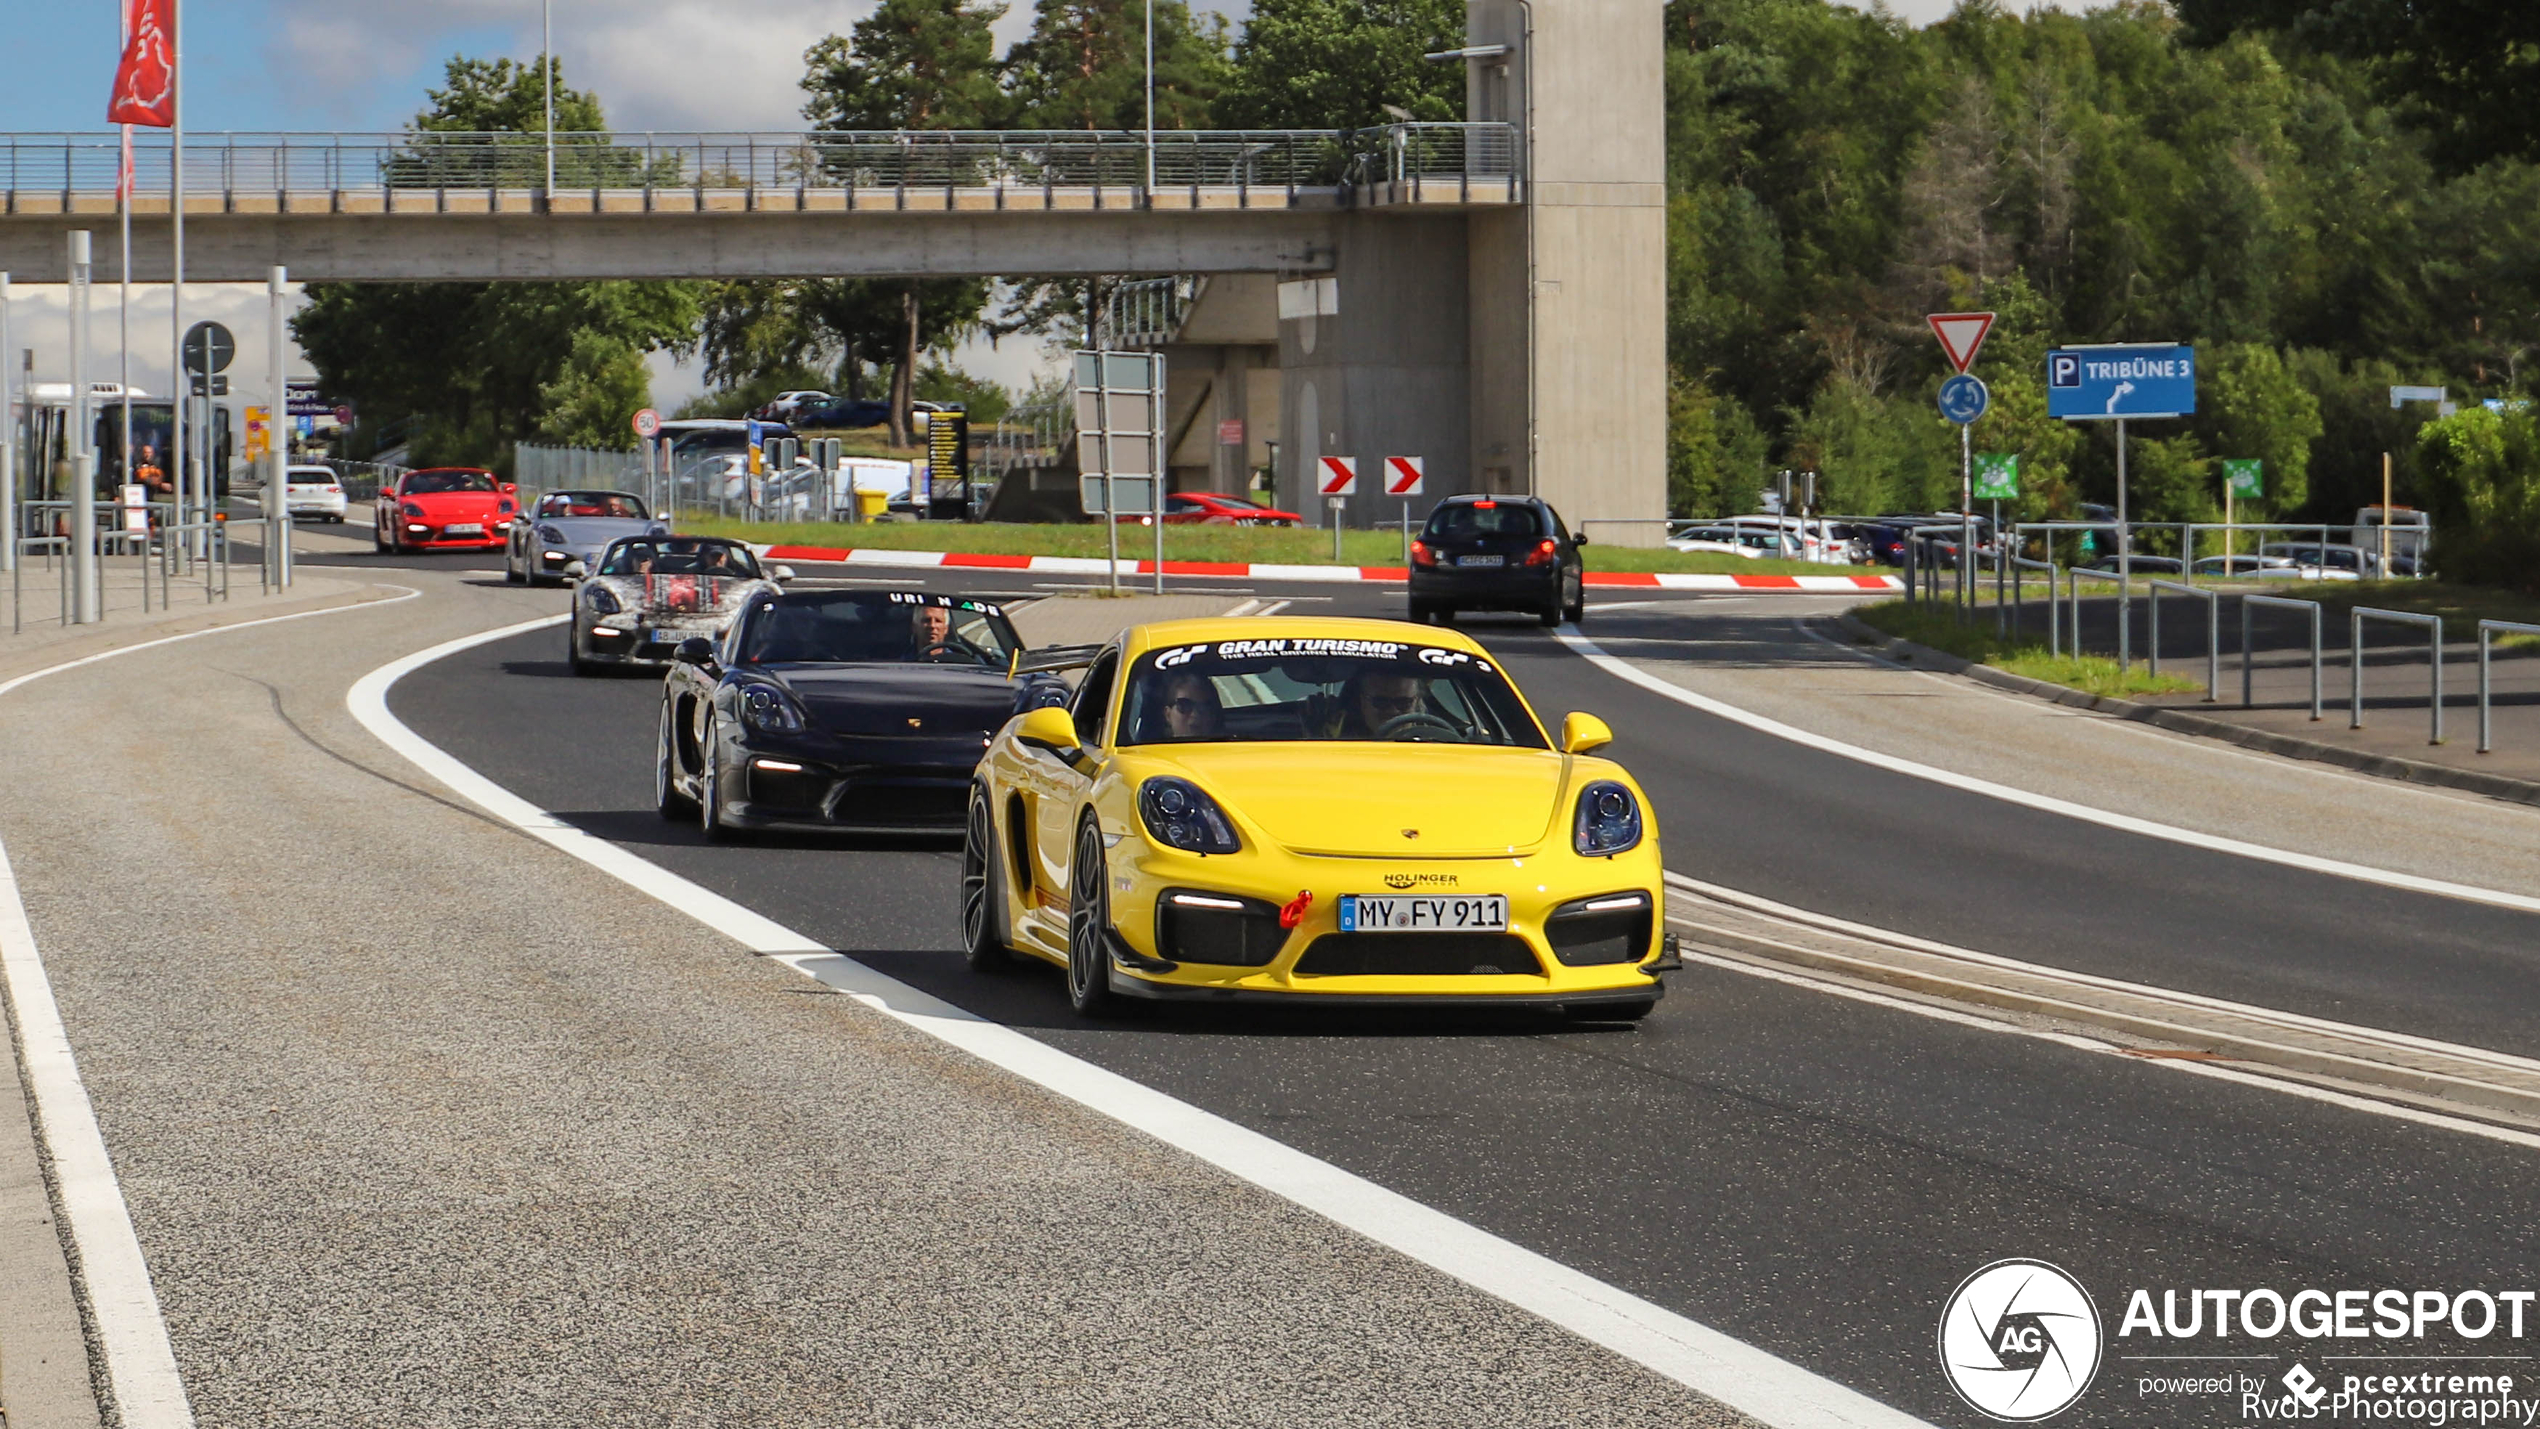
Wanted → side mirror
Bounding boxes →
[1572,532,1590,546]
[770,564,795,582]
[674,637,716,668]
[562,559,587,581]
[499,481,518,495]
[1560,712,1613,755]
[1016,706,1081,755]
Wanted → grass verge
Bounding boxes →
[1851,598,2203,699]
[673,517,1840,576]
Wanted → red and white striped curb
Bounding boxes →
[754,544,1901,592]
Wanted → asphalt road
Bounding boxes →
[389,566,2540,1428]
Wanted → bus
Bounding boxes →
[9,382,232,507]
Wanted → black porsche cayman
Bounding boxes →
[655,589,1067,839]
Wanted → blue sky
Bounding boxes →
[2,1,2058,136]
[2,1,1256,135]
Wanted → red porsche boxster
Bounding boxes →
[374,468,520,554]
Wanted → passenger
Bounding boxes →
[1155,672,1224,740]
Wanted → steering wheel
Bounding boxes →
[1375,711,1467,742]
[916,638,992,667]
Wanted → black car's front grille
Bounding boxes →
[1293,933,1541,977]
[1545,894,1653,966]
[746,766,829,813]
[1155,891,1287,967]
[829,781,966,828]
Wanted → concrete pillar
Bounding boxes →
[1278,212,1471,529]
[1467,0,1667,545]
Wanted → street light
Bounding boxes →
[542,0,555,196]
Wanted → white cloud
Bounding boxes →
[266,0,1253,134]
[10,283,307,401]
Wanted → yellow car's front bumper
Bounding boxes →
[1099,840,1671,1007]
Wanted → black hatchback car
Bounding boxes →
[1408,495,1587,626]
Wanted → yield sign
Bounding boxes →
[1318,456,1359,496]
[1927,312,1997,374]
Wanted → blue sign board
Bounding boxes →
[2047,344,2196,420]
[1937,374,1990,425]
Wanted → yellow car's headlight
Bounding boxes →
[1139,777,1241,854]
[1573,780,1643,856]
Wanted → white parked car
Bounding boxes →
[283,464,348,522]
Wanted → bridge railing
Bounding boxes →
[0,125,1519,205]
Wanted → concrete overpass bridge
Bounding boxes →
[0,0,1664,536]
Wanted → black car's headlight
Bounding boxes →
[1138,777,1240,854]
[538,523,566,544]
[1573,780,1643,857]
[585,584,621,616]
[739,684,806,734]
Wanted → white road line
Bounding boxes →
[0,583,421,1429]
[347,617,1934,1429]
[1555,626,2540,915]
[1675,941,2540,1154]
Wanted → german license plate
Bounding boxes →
[1339,894,1508,932]
[444,523,484,536]
[1457,554,1503,568]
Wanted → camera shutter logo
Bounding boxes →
[1939,1259,2102,1421]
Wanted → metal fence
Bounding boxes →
[0,124,1518,204]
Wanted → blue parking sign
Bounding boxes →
[2047,344,2196,420]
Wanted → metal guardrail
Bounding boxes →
[2350,607,2444,744]
[2242,594,2324,721]
[2146,579,2220,701]
[2475,620,2540,755]
[0,125,1519,210]
[2009,556,2060,657]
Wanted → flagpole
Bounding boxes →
[171,0,189,546]
[542,0,555,198]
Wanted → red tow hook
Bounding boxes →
[1278,890,1314,930]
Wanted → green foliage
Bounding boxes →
[2414,407,2540,593]
[916,362,1013,425]
[2177,0,2540,173]
[292,57,696,466]
[1667,375,1769,517]
[2192,343,2321,518]
[1004,0,1228,130]
[1658,0,2540,552]
[802,0,1009,130]
[1212,0,1465,129]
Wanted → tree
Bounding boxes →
[1005,0,1228,131]
[791,2,1003,443]
[802,0,1008,131]
[291,57,696,467]
[2193,344,2323,520]
[2415,405,2540,591]
[2176,0,2540,173]
[1212,0,1465,129]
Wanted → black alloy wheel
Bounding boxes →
[504,541,524,584]
[1066,817,1126,1016]
[373,521,389,555]
[567,617,594,677]
[960,787,1014,971]
[655,698,695,820]
[1538,577,1566,627]
[697,712,733,841]
[1561,570,1585,625]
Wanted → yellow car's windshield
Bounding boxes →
[1118,638,1547,747]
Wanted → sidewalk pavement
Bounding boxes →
[1979,590,2540,797]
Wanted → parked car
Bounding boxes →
[1161,492,1303,526]
[1665,525,1772,558]
[1409,494,1586,626]
[2352,505,2430,566]
[753,391,832,421]
[2190,554,2301,579]
[2261,543,2368,580]
[2081,554,2186,576]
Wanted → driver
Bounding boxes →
[1329,672,1423,738]
[911,603,980,663]
[1154,672,1224,740]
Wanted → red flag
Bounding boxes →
[107,0,174,128]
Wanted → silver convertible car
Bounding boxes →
[505,489,669,586]
[565,535,793,675]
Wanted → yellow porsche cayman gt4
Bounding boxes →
[959,616,1678,1018]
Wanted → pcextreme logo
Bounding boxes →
[1940,1259,2104,1421]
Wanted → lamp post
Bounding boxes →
[542,0,555,197]
[1143,0,1155,195]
